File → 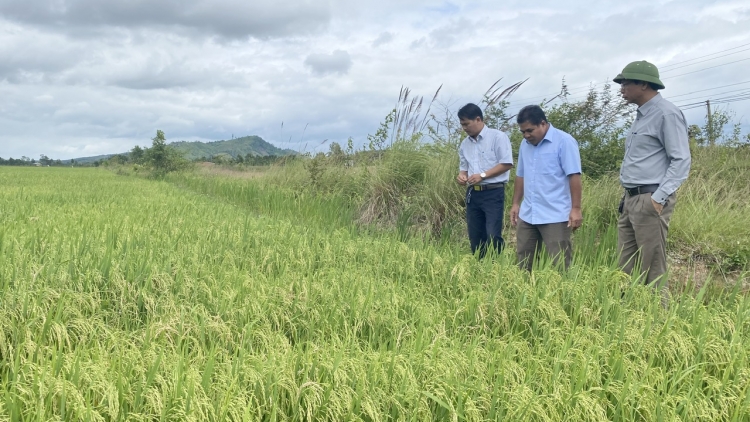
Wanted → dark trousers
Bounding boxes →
[466,186,505,259]
[516,220,572,271]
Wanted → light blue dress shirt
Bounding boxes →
[458,125,513,184]
[516,124,582,225]
[620,93,691,204]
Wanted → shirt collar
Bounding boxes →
[525,123,557,147]
[638,92,663,117]
[470,125,489,143]
[542,123,557,144]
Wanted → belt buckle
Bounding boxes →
[473,185,482,191]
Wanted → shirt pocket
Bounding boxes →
[479,150,495,171]
[627,133,662,161]
[540,153,559,175]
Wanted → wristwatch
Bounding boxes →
[480,172,486,179]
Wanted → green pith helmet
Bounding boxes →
[613,60,665,90]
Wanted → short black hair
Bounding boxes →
[647,82,661,91]
[457,103,483,121]
[516,105,547,126]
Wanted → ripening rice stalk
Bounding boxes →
[0,167,748,421]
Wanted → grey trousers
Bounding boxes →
[617,192,676,291]
[516,219,572,271]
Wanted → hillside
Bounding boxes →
[67,135,296,164]
[170,136,296,160]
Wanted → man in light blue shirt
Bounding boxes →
[510,105,582,271]
[457,103,514,259]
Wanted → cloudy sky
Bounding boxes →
[2,0,749,160]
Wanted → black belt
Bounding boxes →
[471,182,505,191]
[625,184,659,196]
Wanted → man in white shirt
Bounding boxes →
[456,103,514,259]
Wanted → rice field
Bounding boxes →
[1,167,749,421]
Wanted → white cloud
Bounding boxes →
[0,0,332,39]
[1,0,749,160]
[304,50,353,76]
[372,31,394,47]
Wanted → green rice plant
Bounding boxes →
[1,167,749,421]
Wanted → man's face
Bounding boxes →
[518,121,548,145]
[619,79,641,104]
[460,117,484,138]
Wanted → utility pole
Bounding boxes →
[706,99,714,146]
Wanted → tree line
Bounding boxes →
[0,155,65,166]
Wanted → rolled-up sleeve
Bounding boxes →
[654,112,691,203]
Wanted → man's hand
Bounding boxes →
[568,207,582,231]
[467,173,483,185]
[651,198,664,215]
[510,204,520,226]
[456,173,468,185]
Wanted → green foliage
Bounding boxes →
[0,155,65,166]
[327,141,346,164]
[304,152,328,190]
[545,82,632,178]
[367,109,395,151]
[108,154,129,165]
[703,108,731,146]
[147,129,168,168]
[691,108,748,147]
[145,130,189,177]
[130,145,145,164]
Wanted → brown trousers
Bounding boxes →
[617,192,676,291]
[516,220,572,271]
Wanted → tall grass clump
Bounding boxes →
[670,144,750,270]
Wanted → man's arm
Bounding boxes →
[467,162,513,185]
[653,112,691,205]
[510,176,524,226]
[568,173,582,230]
[457,143,469,185]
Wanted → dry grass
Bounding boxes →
[195,162,266,179]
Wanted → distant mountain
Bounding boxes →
[66,153,119,165]
[171,136,297,160]
[67,135,296,163]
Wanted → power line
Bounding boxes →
[660,48,750,73]
[673,89,750,106]
[660,42,750,69]
[662,57,750,79]
[507,43,750,106]
[679,93,750,111]
[668,80,750,99]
